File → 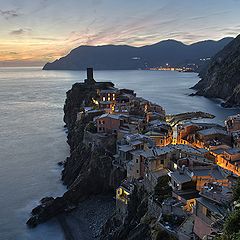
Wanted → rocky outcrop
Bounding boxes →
[27,81,125,228]
[193,34,240,107]
[100,183,175,240]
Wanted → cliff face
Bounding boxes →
[27,81,126,227]
[100,183,175,240]
[193,34,240,107]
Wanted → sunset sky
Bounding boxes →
[1,0,240,67]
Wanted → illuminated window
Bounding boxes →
[108,97,111,101]
[103,97,106,101]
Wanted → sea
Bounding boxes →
[0,67,239,240]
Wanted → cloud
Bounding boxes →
[0,9,20,19]
[9,28,32,35]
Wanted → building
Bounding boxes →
[177,123,200,144]
[195,127,231,149]
[84,68,96,85]
[225,114,240,133]
[145,120,173,146]
[216,148,240,176]
[193,183,233,239]
[116,179,134,219]
[94,113,129,134]
[114,133,154,168]
[232,130,240,148]
[99,88,118,113]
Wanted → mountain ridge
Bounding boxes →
[43,37,233,70]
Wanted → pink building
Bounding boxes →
[94,114,128,134]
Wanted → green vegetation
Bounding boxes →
[85,121,97,133]
[154,175,171,203]
[216,177,240,240]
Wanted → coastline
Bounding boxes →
[57,195,115,240]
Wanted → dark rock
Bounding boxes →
[57,161,64,166]
[26,216,38,228]
[193,34,240,107]
[26,78,125,227]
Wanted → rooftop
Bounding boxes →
[200,183,233,204]
[119,145,133,153]
[170,171,192,184]
[141,146,175,158]
[197,197,227,218]
[225,148,240,155]
[100,88,117,94]
[94,113,128,121]
[197,128,228,136]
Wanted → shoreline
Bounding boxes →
[57,195,115,240]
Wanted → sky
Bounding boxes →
[0,0,240,66]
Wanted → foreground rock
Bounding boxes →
[27,79,125,228]
[192,34,240,107]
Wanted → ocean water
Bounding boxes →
[0,67,239,240]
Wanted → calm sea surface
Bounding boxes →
[0,67,239,240]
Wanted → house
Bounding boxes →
[177,123,230,149]
[225,114,240,133]
[114,133,154,168]
[232,130,240,148]
[145,120,173,146]
[94,113,129,134]
[177,123,200,144]
[195,127,231,149]
[141,146,177,189]
[169,161,231,216]
[99,88,118,113]
[193,183,233,239]
[116,179,134,219]
[216,148,240,176]
[125,145,176,184]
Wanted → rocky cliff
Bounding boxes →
[100,183,176,240]
[193,34,240,107]
[27,81,126,228]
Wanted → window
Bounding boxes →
[137,170,139,173]
[103,97,106,101]
[161,159,164,164]
[136,159,138,163]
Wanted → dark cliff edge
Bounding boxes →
[42,38,232,71]
[26,81,126,228]
[192,34,240,107]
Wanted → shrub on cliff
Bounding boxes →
[154,175,171,204]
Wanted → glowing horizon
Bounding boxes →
[0,0,240,67]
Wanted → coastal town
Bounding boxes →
[73,68,240,240]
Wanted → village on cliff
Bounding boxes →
[75,68,240,240]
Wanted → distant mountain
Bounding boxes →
[193,34,240,107]
[43,37,233,70]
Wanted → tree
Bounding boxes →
[154,175,171,203]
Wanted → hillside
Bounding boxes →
[193,34,240,107]
[43,38,233,70]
